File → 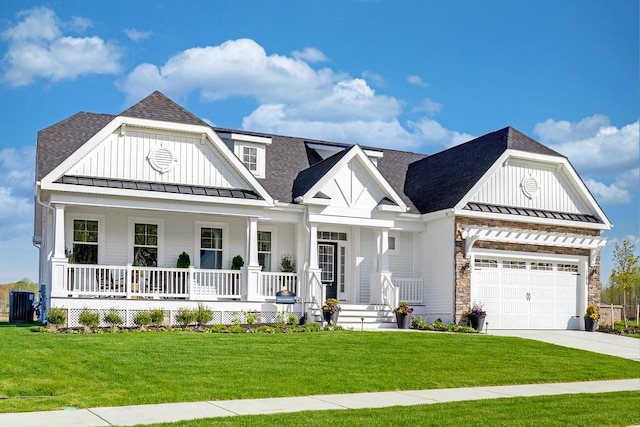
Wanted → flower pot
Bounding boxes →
[584,317,597,332]
[323,311,339,325]
[396,312,412,329]
[469,314,485,331]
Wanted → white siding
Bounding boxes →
[67,129,250,189]
[423,218,455,322]
[471,160,590,213]
[317,157,385,211]
[389,232,412,277]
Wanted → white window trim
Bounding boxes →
[234,142,266,179]
[258,226,277,272]
[388,233,399,253]
[194,221,229,269]
[128,217,165,267]
[65,213,106,264]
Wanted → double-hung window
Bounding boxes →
[242,147,257,171]
[134,223,158,267]
[201,227,223,269]
[72,219,98,264]
[257,231,272,271]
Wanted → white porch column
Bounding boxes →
[244,217,261,301]
[307,222,323,307]
[51,204,68,298]
[370,228,394,306]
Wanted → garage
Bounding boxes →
[470,255,584,330]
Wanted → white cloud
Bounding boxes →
[291,47,328,63]
[413,97,442,115]
[0,146,35,242]
[533,115,639,206]
[408,118,474,147]
[125,29,152,42]
[407,75,428,87]
[69,16,92,33]
[1,7,122,86]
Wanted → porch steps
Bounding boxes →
[313,304,399,330]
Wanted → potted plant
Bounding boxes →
[584,303,599,332]
[468,301,487,331]
[322,298,341,325]
[230,255,244,294]
[395,301,414,329]
[280,254,296,273]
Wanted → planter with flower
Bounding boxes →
[395,302,414,329]
[584,303,599,332]
[467,302,486,331]
[322,298,341,325]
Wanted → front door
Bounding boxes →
[318,243,337,299]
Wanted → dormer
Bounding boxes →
[220,132,272,179]
[307,143,383,166]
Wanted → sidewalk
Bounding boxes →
[1,379,638,427]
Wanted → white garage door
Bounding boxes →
[471,257,581,329]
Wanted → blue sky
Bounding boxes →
[0,1,638,285]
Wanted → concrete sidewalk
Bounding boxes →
[488,329,640,361]
[0,379,638,427]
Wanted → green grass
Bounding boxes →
[133,392,640,427]
[0,324,638,413]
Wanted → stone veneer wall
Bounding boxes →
[454,217,603,324]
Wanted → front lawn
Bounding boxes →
[135,392,640,427]
[0,324,638,413]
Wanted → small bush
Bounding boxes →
[103,308,124,330]
[246,311,257,325]
[298,322,321,332]
[150,309,165,326]
[195,303,213,329]
[208,324,226,333]
[46,307,67,329]
[133,311,152,330]
[226,324,245,334]
[78,308,100,331]
[175,307,196,329]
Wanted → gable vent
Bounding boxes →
[148,146,178,173]
[521,176,539,199]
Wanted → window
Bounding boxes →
[503,260,526,269]
[531,262,553,271]
[242,146,257,171]
[201,227,223,269]
[339,246,346,293]
[388,236,396,251]
[72,220,98,264]
[134,223,158,267]
[474,259,498,268]
[318,244,335,282]
[558,264,579,273]
[257,231,272,272]
[317,231,347,241]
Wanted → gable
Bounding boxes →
[315,156,388,210]
[470,158,590,214]
[65,126,250,190]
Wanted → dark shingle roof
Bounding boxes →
[292,148,351,199]
[465,202,602,223]
[37,112,115,180]
[405,126,565,214]
[119,91,209,126]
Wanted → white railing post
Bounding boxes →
[125,264,132,299]
[188,265,195,300]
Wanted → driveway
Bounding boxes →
[488,329,640,361]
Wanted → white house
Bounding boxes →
[33,91,610,329]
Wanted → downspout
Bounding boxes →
[33,181,54,323]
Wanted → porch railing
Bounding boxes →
[64,264,295,301]
[259,272,298,298]
[395,277,423,304]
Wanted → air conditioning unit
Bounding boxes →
[9,291,35,323]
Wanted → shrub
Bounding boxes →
[175,307,196,329]
[103,308,124,330]
[149,309,165,326]
[78,308,100,332]
[195,303,213,329]
[208,324,226,333]
[133,311,152,330]
[226,324,245,334]
[298,322,321,332]
[246,311,258,325]
[46,307,67,330]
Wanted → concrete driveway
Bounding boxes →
[488,329,640,361]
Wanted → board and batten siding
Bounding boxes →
[423,218,455,323]
[471,160,590,214]
[67,129,250,189]
[316,158,386,211]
